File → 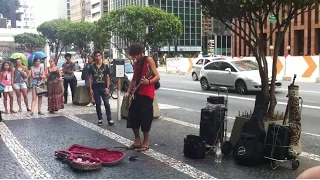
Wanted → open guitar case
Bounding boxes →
[55,144,126,171]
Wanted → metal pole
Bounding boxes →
[318,53,320,78]
[284,56,287,77]
[220,35,222,55]
[225,35,228,56]
[117,79,121,121]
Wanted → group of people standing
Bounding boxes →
[0,53,77,116]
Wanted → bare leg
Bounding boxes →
[15,88,22,112]
[3,92,8,114]
[141,132,150,148]
[127,128,142,149]
[9,91,16,113]
[30,88,37,115]
[38,96,43,114]
[21,88,30,111]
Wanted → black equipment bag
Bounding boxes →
[263,124,292,160]
[232,91,268,166]
[183,135,206,159]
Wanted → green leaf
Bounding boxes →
[14,33,46,52]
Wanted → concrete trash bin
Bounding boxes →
[73,86,91,105]
[121,96,160,119]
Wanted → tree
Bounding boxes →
[99,5,183,56]
[59,21,94,60]
[37,19,71,60]
[0,0,22,21]
[198,0,318,118]
[93,20,113,58]
[14,33,46,52]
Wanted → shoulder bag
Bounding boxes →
[142,56,160,90]
[35,67,48,96]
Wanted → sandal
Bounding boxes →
[126,144,141,150]
[38,112,44,115]
[27,112,34,117]
[10,110,17,114]
[136,146,149,152]
[27,108,31,112]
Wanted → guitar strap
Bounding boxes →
[135,56,147,87]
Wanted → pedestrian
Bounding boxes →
[88,50,115,126]
[81,55,95,107]
[0,61,16,114]
[62,53,77,104]
[12,58,30,112]
[124,44,160,152]
[46,58,64,113]
[28,57,46,116]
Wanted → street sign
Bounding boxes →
[113,59,125,78]
[269,14,278,23]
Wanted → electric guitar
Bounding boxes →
[126,71,153,110]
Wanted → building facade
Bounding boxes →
[70,0,85,21]
[16,0,36,29]
[109,0,202,58]
[232,5,320,56]
[91,0,108,22]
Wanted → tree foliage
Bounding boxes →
[93,20,112,52]
[198,0,318,118]
[100,5,183,49]
[59,21,94,59]
[0,0,22,21]
[14,33,46,52]
[37,19,71,60]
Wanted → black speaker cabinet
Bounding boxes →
[263,124,291,160]
[200,108,225,146]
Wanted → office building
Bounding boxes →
[232,4,320,56]
[84,0,92,21]
[109,0,202,57]
[70,0,85,21]
[16,0,36,29]
[91,0,108,22]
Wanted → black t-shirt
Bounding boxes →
[89,63,110,89]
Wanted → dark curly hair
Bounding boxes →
[128,44,144,57]
[33,57,41,64]
[64,53,72,59]
[1,61,12,72]
[93,50,102,57]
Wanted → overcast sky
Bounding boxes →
[32,0,59,27]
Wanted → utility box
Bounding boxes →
[113,59,125,78]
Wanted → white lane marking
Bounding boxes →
[159,103,319,137]
[279,88,320,94]
[159,116,320,162]
[0,123,52,179]
[161,87,320,110]
[182,81,199,84]
[66,114,216,179]
[158,104,180,109]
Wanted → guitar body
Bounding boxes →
[126,94,135,110]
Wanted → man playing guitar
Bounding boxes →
[124,44,160,152]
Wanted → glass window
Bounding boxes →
[167,1,172,6]
[196,15,201,21]
[185,39,190,46]
[179,8,184,13]
[204,62,220,70]
[173,1,178,6]
[196,33,201,40]
[197,39,201,46]
[197,22,201,27]
[180,40,184,46]
[167,7,172,13]
[196,8,201,15]
[231,60,259,71]
[196,59,204,65]
[219,62,237,72]
[185,1,189,7]
[191,39,196,46]
[173,8,178,13]
[161,0,166,6]
[191,15,195,20]
[185,8,190,14]
[185,33,190,39]
[191,32,195,38]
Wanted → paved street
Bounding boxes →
[0,71,319,179]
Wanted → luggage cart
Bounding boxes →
[263,74,301,170]
[205,87,233,155]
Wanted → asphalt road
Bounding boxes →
[0,71,319,179]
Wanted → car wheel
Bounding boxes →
[122,81,129,92]
[192,72,198,81]
[200,78,210,90]
[235,79,248,94]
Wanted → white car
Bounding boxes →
[192,57,228,81]
[199,59,282,94]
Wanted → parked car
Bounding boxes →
[109,60,134,92]
[192,57,228,81]
[199,59,282,94]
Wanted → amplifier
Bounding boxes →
[207,96,225,105]
[200,108,225,145]
[264,124,291,160]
